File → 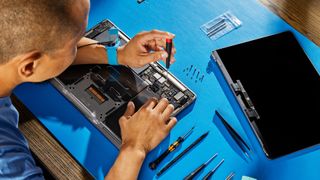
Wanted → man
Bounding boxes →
[0,0,177,179]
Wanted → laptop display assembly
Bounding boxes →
[212,31,320,159]
[50,19,196,148]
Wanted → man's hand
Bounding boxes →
[119,98,177,154]
[105,98,177,180]
[117,30,176,68]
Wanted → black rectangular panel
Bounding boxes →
[215,31,320,158]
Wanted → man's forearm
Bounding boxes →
[73,37,108,65]
[105,146,146,180]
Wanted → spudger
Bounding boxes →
[184,153,218,180]
[149,126,195,170]
[202,159,224,180]
[215,110,251,157]
[156,131,209,177]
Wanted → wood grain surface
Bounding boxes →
[12,95,94,180]
[260,0,320,46]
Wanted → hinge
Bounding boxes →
[231,80,260,120]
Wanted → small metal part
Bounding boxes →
[225,172,235,180]
[208,23,227,37]
[205,153,218,164]
[174,92,184,101]
[179,96,188,105]
[162,71,186,92]
[182,126,195,139]
[206,19,226,31]
[145,79,152,85]
[200,75,205,82]
[158,77,166,84]
[189,65,193,72]
[153,73,161,80]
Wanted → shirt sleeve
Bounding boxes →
[0,97,44,180]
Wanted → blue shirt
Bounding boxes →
[0,97,43,180]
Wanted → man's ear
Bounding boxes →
[17,51,42,78]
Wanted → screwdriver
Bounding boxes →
[164,38,173,82]
[202,159,224,180]
[184,153,218,180]
[149,126,195,170]
[157,131,209,177]
[165,38,173,69]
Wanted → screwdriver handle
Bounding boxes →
[149,149,170,170]
[149,137,183,170]
[165,39,173,69]
[202,159,224,180]
[157,132,209,177]
[202,170,214,180]
[184,164,205,180]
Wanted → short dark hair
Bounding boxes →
[0,0,79,64]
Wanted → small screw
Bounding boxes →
[200,75,205,82]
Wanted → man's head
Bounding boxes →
[0,0,89,85]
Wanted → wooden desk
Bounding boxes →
[12,96,94,180]
[260,0,320,46]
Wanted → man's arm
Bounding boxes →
[73,30,176,67]
[105,144,146,179]
[105,99,177,180]
[73,37,107,65]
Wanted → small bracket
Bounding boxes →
[231,80,260,120]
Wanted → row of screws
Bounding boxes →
[183,65,205,83]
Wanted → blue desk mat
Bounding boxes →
[14,0,320,179]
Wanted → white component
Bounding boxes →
[158,77,166,84]
[174,92,184,101]
[153,73,161,80]
[162,71,186,92]
[145,79,152,85]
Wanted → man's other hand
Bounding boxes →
[119,98,177,155]
[117,30,176,68]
